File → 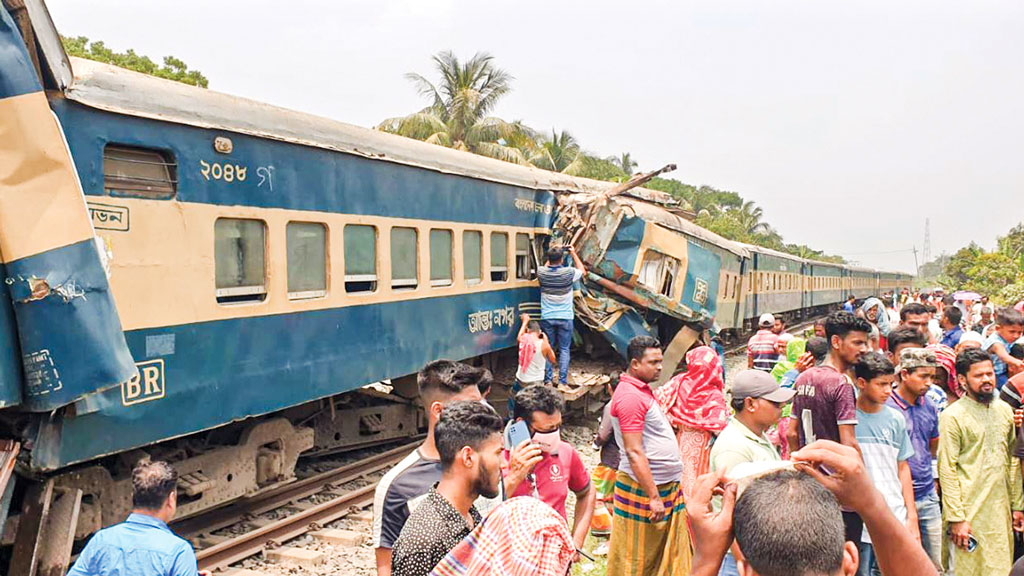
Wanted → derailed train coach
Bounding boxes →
[0,0,911,572]
[0,2,708,572]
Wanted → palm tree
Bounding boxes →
[529,130,584,175]
[377,51,528,163]
[613,152,637,175]
[732,200,771,236]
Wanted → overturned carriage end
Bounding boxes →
[0,4,136,412]
[570,197,739,375]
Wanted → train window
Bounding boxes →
[515,233,534,280]
[286,222,327,300]
[391,227,418,291]
[215,218,266,304]
[638,250,679,298]
[344,224,377,293]
[104,145,177,199]
[463,230,482,285]
[490,232,508,282]
[430,229,453,287]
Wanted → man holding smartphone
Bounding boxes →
[502,385,595,555]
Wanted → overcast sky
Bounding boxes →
[46,0,1024,273]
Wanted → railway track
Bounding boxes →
[175,441,418,572]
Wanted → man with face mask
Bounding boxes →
[391,401,504,576]
[938,348,1024,576]
[503,385,596,554]
[373,360,487,576]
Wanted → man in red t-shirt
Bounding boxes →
[504,385,595,553]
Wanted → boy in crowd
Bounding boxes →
[853,352,917,575]
[984,307,1024,389]
[391,401,504,576]
[511,314,556,415]
[503,384,595,554]
[886,348,942,569]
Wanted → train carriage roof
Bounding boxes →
[613,198,750,258]
[63,57,682,203]
[736,242,805,264]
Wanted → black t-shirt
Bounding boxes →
[372,448,442,549]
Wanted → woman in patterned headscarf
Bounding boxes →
[862,297,892,351]
[653,345,728,496]
[926,343,960,410]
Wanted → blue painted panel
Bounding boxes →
[0,5,40,99]
[595,214,644,281]
[681,241,720,320]
[6,240,137,412]
[52,100,556,229]
[0,263,23,408]
[33,287,538,470]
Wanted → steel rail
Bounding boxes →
[175,440,416,540]
[196,483,377,571]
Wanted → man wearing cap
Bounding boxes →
[711,369,795,576]
[747,314,781,372]
[886,348,943,570]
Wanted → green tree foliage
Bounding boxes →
[577,155,627,181]
[942,243,985,289]
[965,253,1020,298]
[381,51,841,262]
[918,254,951,282]
[61,36,208,87]
[377,51,529,163]
[998,223,1024,269]
[940,229,1024,304]
[613,152,637,175]
[529,130,584,175]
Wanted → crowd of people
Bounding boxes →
[62,259,1024,576]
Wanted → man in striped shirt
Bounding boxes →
[538,246,585,386]
[748,314,781,372]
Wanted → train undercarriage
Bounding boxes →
[1,379,425,576]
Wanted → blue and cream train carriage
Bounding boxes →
[0,1,910,569]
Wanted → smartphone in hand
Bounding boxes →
[506,420,532,450]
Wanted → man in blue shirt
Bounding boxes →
[537,246,585,386]
[939,307,964,349]
[842,295,856,313]
[69,460,208,576]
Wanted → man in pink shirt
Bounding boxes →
[607,336,690,576]
[504,385,595,553]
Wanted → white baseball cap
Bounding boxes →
[759,313,775,327]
